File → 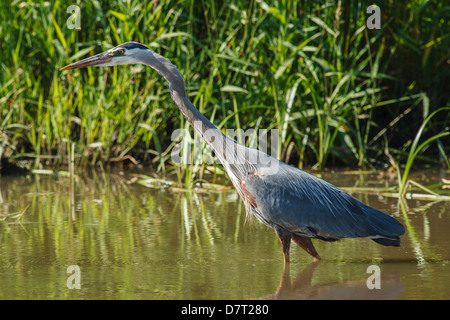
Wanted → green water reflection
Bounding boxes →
[0,170,449,299]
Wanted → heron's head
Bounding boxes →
[60,42,151,70]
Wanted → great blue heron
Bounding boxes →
[61,42,405,263]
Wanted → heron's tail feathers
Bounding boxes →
[372,237,401,247]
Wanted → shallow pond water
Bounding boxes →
[0,169,449,299]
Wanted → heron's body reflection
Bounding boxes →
[266,262,404,300]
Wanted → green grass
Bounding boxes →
[396,107,450,196]
[1,0,449,184]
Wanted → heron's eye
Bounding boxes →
[118,49,125,55]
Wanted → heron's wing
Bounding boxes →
[243,163,405,243]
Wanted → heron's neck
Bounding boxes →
[141,51,229,157]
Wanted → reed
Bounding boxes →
[396,107,450,196]
[1,0,448,182]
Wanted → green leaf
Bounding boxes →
[220,85,248,94]
[109,10,127,21]
[52,17,67,49]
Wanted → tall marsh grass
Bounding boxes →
[1,1,448,180]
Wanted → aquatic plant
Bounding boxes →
[0,1,448,179]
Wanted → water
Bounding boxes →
[0,169,449,299]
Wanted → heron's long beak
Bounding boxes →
[60,51,112,71]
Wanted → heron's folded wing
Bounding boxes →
[244,163,404,241]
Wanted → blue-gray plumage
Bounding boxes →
[243,163,404,245]
[61,42,405,263]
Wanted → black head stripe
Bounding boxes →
[120,42,149,50]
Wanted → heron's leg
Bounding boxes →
[274,226,291,263]
[292,235,321,262]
